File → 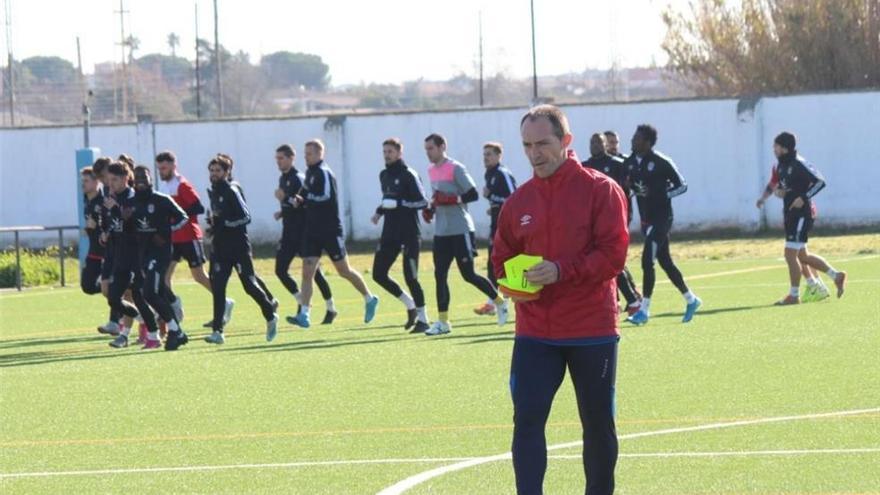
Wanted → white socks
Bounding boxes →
[326,298,336,313]
[683,291,697,304]
[363,294,374,304]
[301,305,311,316]
[168,319,180,332]
[826,268,839,279]
[148,331,159,340]
[790,287,799,297]
[399,293,416,310]
[417,306,429,323]
[641,297,652,314]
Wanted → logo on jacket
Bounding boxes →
[520,214,532,226]
[147,204,155,214]
[647,162,655,172]
[137,218,151,230]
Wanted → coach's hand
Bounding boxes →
[789,196,805,210]
[103,196,118,210]
[274,188,285,201]
[99,232,108,246]
[273,211,282,221]
[421,208,434,224]
[525,261,559,285]
[86,217,97,230]
[292,195,304,207]
[371,213,381,225]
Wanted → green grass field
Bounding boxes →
[1,233,878,494]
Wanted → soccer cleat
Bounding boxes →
[833,271,847,298]
[266,314,279,342]
[473,303,496,316]
[627,309,649,326]
[774,295,800,306]
[364,296,379,323]
[425,321,451,336]
[496,299,509,326]
[164,331,189,351]
[626,300,642,316]
[405,308,417,330]
[171,296,184,322]
[682,297,702,323]
[109,335,128,348]
[410,320,430,334]
[97,321,120,336]
[204,331,226,345]
[142,339,161,350]
[287,312,311,329]
[321,310,337,325]
[801,284,818,303]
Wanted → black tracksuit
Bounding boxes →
[624,150,690,299]
[207,179,275,332]
[275,168,333,301]
[81,190,106,295]
[300,161,347,261]
[131,187,188,330]
[483,164,517,286]
[583,154,640,306]
[371,159,428,307]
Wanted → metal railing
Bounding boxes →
[0,225,80,291]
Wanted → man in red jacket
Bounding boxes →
[493,105,629,495]
[156,151,234,326]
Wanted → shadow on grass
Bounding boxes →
[651,304,767,318]
[0,334,109,350]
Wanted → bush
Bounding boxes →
[0,249,62,288]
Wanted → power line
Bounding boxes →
[4,0,14,126]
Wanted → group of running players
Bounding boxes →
[77,125,846,351]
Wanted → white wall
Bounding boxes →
[1,91,878,247]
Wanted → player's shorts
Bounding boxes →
[81,256,103,294]
[172,240,207,268]
[433,232,479,264]
[784,214,813,249]
[277,234,301,260]
[302,232,347,262]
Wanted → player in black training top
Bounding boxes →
[205,154,279,344]
[273,144,336,326]
[130,165,191,350]
[624,124,701,326]
[287,139,379,329]
[102,162,162,349]
[583,132,642,315]
[370,138,430,333]
[767,132,846,305]
[80,166,105,296]
[473,141,517,317]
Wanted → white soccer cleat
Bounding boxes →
[495,299,509,326]
[425,321,451,336]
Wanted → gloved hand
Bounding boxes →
[433,191,459,206]
[421,208,434,224]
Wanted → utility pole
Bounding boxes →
[115,0,129,121]
[4,0,14,126]
[77,36,90,148]
[213,0,223,117]
[529,0,538,102]
[194,2,202,118]
[478,10,484,107]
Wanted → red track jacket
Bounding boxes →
[492,151,629,341]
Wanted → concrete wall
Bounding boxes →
[2,91,878,247]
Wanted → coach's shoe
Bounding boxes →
[204,331,226,345]
[682,297,702,323]
[287,312,311,329]
[142,338,162,350]
[405,308,418,330]
[495,299,509,326]
[266,314,279,342]
[833,271,847,298]
[109,334,129,348]
[410,320,430,334]
[97,321,120,336]
[364,296,380,323]
[164,331,189,351]
[627,309,649,326]
[625,300,642,317]
[322,310,337,325]
[171,296,184,322]
[473,302,496,316]
[425,321,451,336]
[774,295,800,306]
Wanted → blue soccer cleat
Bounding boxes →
[627,309,649,326]
[364,296,380,323]
[682,297,702,323]
[286,312,311,329]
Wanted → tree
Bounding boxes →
[662,0,880,95]
[260,51,330,90]
[167,33,180,58]
[20,56,76,85]
[135,53,193,88]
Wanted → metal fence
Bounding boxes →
[0,225,79,291]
